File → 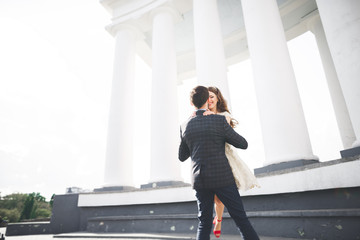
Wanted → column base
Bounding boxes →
[340,146,360,158]
[141,181,191,189]
[93,186,137,192]
[254,159,319,175]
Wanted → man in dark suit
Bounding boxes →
[178,86,259,240]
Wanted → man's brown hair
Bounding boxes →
[190,86,209,108]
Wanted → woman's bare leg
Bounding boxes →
[213,195,224,236]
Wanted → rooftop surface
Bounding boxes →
[0,228,310,240]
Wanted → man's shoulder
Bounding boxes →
[181,116,198,131]
[180,118,191,132]
[193,114,226,128]
[181,114,225,128]
[189,114,225,122]
[189,114,226,122]
[207,114,226,121]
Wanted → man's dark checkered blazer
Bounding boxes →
[178,110,248,190]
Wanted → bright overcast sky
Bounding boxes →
[0,0,342,200]
[0,0,115,200]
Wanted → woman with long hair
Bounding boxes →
[207,86,259,238]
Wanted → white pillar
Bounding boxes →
[104,25,141,187]
[316,0,360,147]
[149,7,183,183]
[241,0,317,166]
[308,15,356,149]
[193,0,231,103]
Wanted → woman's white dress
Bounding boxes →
[219,112,260,191]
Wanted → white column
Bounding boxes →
[193,0,231,103]
[104,25,141,187]
[308,15,356,149]
[316,0,360,147]
[149,7,182,183]
[241,0,317,166]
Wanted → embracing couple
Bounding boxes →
[178,85,260,240]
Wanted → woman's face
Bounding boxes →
[208,91,218,112]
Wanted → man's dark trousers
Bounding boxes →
[195,183,259,240]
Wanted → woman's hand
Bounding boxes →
[203,110,215,116]
[190,110,215,118]
[225,116,231,125]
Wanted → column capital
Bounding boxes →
[306,13,321,33]
[149,5,183,24]
[106,22,145,41]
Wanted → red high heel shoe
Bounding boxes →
[213,216,222,238]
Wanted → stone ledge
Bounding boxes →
[248,208,360,218]
[86,208,360,222]
[84,183,193,195]
[88,214,197,221]
[255,156,360,178]
[54,232,195,239]
[53,232,307,240]
[78,158,360,206]
[6,221,51,236]
[254,159,319,175]
[340,146,360,158]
